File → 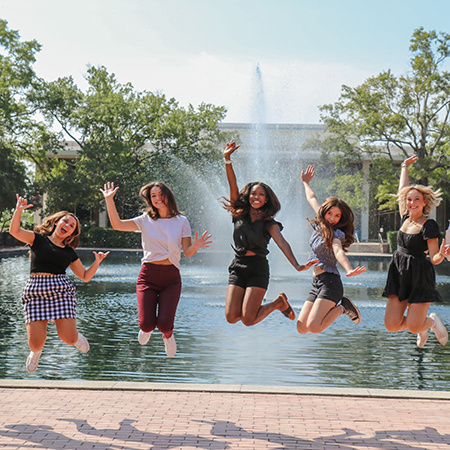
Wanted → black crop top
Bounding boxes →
[232,216,282,257]
[30,232,79,274]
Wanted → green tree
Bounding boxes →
[0,20,47,220]
[314,28,450,211]
[31,65,228,222]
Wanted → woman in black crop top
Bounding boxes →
[221,141,316,327]
[383,155,450,348]
[9,195,109,374]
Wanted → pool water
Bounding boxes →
[1,251,450,391]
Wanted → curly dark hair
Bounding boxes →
[221,181,280,219]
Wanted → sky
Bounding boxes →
[1,0,450,124]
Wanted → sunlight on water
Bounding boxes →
[1,252,450,391]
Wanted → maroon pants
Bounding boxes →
[136,263,182,337]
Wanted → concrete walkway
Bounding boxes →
[0,380,449,449]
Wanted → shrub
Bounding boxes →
[387,231,398,253]
[80,227,141,248]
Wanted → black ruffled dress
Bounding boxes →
[383,216,443,303]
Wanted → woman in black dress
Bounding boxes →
[383,155,450,347]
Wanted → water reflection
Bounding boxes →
[1,252,450,390]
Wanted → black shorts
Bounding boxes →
[306,272,343,304]
[228,255,270,290]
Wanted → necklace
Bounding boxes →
[408,216,425,227]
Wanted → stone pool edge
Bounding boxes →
[0,379,449,400]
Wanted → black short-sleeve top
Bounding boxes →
[397,215,441,257]
[30,232,79,274]
[232,216,282,257]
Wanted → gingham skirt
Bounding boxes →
[22,274,77,323]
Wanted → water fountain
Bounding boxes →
[1,64,450,390]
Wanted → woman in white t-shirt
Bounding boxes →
[101,181,211,357]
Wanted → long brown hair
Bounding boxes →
[34,211,80,249]
[221,181,280,219]
[311,197,355,250]
[139,182,181,219]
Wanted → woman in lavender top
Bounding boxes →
[297,165,366,335]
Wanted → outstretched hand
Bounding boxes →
[346,266,366,277]
[192,230,213,251]
[297,258,319,272]
[100,182,119,199]
[93,251,110,263]
[15,194,33,212]
[224,141,240,160]
[301,165,315,183]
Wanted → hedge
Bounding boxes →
[80,227,141,248]
[387,231,397,253]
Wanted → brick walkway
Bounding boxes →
[0,382,449,449]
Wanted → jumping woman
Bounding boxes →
[10,195,109,373]
[297,165,366,335]
[383,155,450,347]
[221,141,316,327]
[101,181,211,357]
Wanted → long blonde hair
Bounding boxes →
[397,184,442,216]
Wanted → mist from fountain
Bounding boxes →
[232,63,311,270]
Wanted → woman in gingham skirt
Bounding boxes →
[9,195,109,373]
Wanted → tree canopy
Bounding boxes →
[315,28,450,211]
[0,19,44,220]
[30,65,228,220]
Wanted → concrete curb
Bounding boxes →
[0,379,449,400]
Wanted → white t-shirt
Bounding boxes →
[132,213,192,269]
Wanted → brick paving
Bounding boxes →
[0,383,449,449]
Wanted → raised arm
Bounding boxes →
[332,238,366,277]
[224,141,241,203]
[301,165,322,215]
[9,195,35,246]
[100,182,138,232]
[398,154,418,217]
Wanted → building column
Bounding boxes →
[99,210,108,228]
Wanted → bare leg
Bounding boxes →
[225,284,245,324]
[26,320,49,352]
[241,288,292,326]
[297,298,342,334]
[384,295,409,332]
[405,302,432,333]
[55,318,78,346]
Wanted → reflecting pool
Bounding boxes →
[1,250,450,391]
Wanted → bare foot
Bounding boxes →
[278,293,295,320]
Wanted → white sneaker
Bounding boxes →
[74,332,90,353]
[163,334,177,358]
[430,313,448,345]
[138,330,152,345]
[416,329,428,348]
[26,350,42,374]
